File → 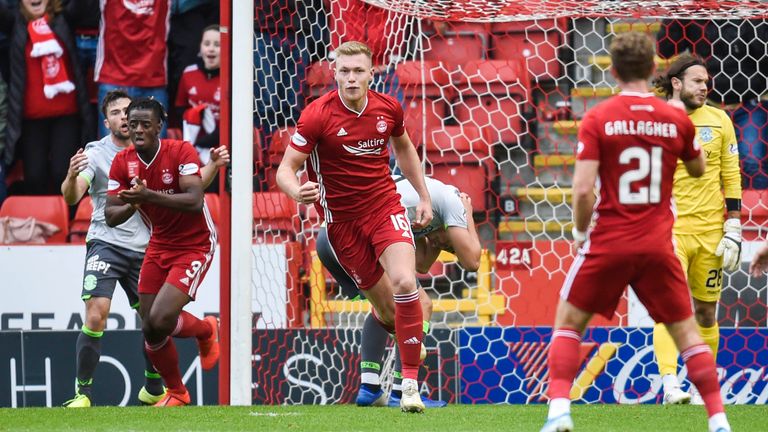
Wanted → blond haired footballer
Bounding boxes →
[652,53,742,405]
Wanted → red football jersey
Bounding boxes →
[175,64,221,122]
[290,90,405,223]
[95,0,171,87]
[577,92,698,254]
[108,140,216,251]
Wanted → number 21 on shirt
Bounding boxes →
[619,146,662,204]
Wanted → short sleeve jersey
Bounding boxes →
[290,90,405,223]
[80,136,150,252]
[107,140,216,251]
[577,92,698,254]
[394,175,467,238]
[95,0,171,87]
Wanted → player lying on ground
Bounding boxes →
[316,175,480,408]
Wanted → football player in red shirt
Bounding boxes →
[106,98,219,407]
[540,33,730,432]
[277,41,432,413]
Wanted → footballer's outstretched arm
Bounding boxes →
[277,146,319,204]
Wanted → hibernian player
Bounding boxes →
[276,41,433,412]
[317,175,481,408]
[652,52,742,405]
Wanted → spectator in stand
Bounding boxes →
[94,0,172,138]
[167,0,218,128]
[0,0,95,195]
[657,19,768,189]
[176,24,220,165]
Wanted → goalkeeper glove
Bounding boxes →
[715,218,742,272]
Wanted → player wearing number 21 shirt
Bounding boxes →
[541,33,730,432]
[277,41,433,413]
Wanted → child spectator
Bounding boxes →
[176,24,220,164]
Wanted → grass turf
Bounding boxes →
[0,404,761,431]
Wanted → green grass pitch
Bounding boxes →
[0,404,763,431]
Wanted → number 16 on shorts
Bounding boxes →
[390,213,413,239]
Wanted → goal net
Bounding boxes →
[237,0,768,405]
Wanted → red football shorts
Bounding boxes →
[326,204,415,290]
[139,246,215,300]
[561,249,693,323]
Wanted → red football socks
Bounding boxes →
[547,327,582,400]
[682,344,724,417]
[394,291,423,381]
[145,337,185,393]
[171,311,213,340]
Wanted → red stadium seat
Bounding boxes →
[451,60,530,145]
[268,127,295,166]
[69,196,93,243]
[742,189,768,240]
[453,60,530,99]
[423,33,486,64]
[422,21,489,63]
[403,98,446,147]
[396,61,454,147]
[395,61,453,98]
[306,61,336,98]
[253,192,298,243]
[204,193,220,228]
[0,195,69,243]
[491,32,562,80]
[453,95,526,145]
[429,164,488,210]
[261,127,298,191]
[426,125,491,165]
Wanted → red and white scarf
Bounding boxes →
[27,16,74,99]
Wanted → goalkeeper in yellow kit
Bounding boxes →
[652,53,743,405]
